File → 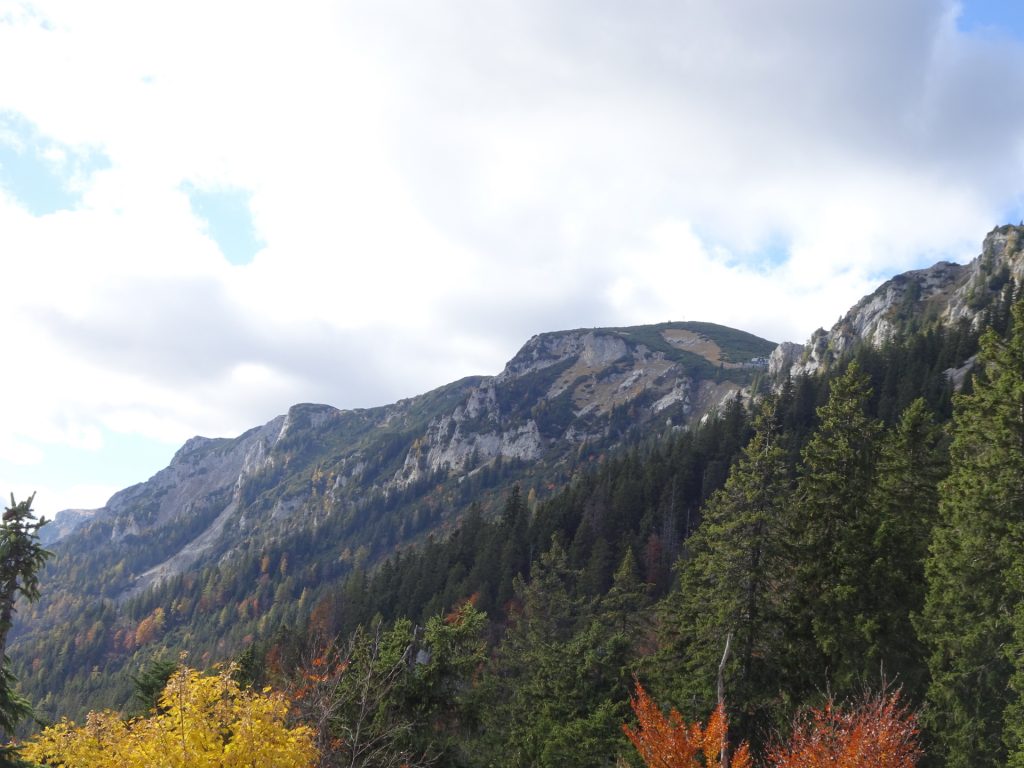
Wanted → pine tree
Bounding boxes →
[919,301,1024,767]
[599,548,649,638]
[496,485,531,609]
[476,541,579,767]
[130,657,179,715]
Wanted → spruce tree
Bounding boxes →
[476,541,626,767]
[130,657,179,714]
[0,494,50,766]
[920,300,1024,768]
[783,362,882,696]
[867,398,946,702]
[599,548,649,638]
[496,485,531,609]
[656,393,795,742]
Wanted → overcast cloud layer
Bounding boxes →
[3,0,1024,517]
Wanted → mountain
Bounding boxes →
[16,224,1024,722]
[13,320,774,718]
[42,320,774,564]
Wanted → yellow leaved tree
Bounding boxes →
[22,666,317,768]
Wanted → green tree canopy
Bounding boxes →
[0,494,50,766]
[920,300,1024,767]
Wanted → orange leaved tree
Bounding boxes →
[767,691,921,768]
[622,682,751,768]
[623,683,921,768]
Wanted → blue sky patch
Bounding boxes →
[745,234,791,273]
[957,0,1024,39]
[0,428,178,512]
[998,200,1024,229]
[0,112,109,215]
[692,223,792,273]
[184,183,264,265]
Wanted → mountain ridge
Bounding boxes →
[26,322,774,614]
[38,216,1024,564]
[38,220,1024,576]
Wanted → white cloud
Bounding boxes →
[1,0,1023,514]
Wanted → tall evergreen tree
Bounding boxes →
[598,548,649,639]
[0,494,50,766]
[496,485,531,609]
[656,393,795,743]
[920,300,1024,768]
[130,657,179,715]
[783,362,882,696]
[867,398,946,702]
[476,541,626,767]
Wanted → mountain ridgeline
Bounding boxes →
[13,225,1024,766]
[41,320,774,589]
[16,320,774,712]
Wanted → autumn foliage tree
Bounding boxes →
[22,665,317,768]
[622,682,751,768]
[624,683,920,768]
[767,691,922,768]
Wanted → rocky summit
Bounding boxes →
[772,224,1024,378]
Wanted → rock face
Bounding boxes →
[34,321,775,607]
[38,508,96,546]
[105,418,285,544]
[767,341,803,379]
[774,225,1024,379]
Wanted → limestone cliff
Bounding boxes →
[772,225,1024,379]
[33,322,774,608]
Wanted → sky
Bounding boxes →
[2,0,1024,520]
